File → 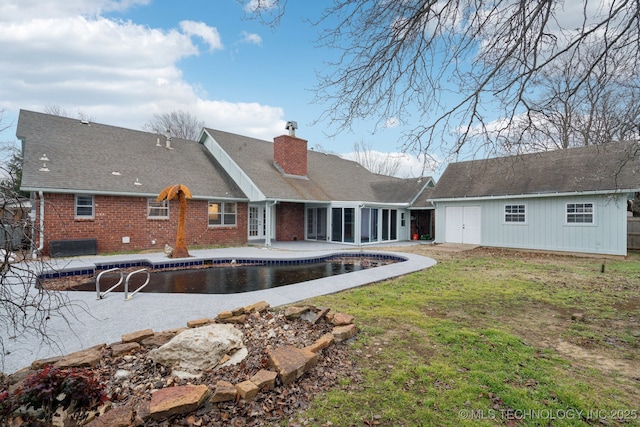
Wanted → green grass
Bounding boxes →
[292,249,640,426]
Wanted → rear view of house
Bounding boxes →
[17,110,435,256]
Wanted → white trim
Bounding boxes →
[430,188,638,203]
[565,201,595,226]
[74,194,94,219]
[503,203,527,224]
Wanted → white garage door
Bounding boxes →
[445,206,481,244]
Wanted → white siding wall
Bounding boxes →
[434,194,628,255]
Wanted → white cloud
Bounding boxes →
[243,0,277,13]
[0,0,286,142]
[180,20,223,52]
[0,0,150,22]
[240,31,262,45]
[384,117,399,128]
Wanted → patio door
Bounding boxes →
[249,205,266,240]
[307,207,327,240]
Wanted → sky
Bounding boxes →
[0,0,432,178]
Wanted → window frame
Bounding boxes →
[75,195,94,219]
[208,201,237,227]
[566,202,594,225]
[147,199,169,219]
[504,204,526,224]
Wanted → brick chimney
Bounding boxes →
[273,121,307,177]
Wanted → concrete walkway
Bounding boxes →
[1,242,436,375]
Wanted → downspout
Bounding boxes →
[31,191,44,259]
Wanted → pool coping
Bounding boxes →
[39,251,409,280]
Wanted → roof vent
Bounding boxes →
[285,121,298,137]
[165,129,173,150]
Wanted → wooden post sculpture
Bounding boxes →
[157,184,192,258]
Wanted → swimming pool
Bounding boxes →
[42,253,405,295]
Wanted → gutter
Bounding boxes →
[20,187,249,202]
[428,188,639,203]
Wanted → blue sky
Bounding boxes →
[0,0,431,177]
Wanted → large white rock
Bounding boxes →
[148,324,245,374]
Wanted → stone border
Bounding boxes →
[5,301,357,426]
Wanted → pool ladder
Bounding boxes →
[96,267,150,300]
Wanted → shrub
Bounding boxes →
[13,365,107,422]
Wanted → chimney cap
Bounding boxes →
[285,121,298,136]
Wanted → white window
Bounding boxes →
[208,202,237,226]
[147,199,169,218]
[75,195,94,218]
[566,203,594,224]
[504,204,526,223]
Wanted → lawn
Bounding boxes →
[294,246,640,426]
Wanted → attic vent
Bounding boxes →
[80,119,90,125]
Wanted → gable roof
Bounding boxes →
[203,128,432,205]
[430,142,640,200]
[17,110,246,200]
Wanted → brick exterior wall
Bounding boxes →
[275,202,305,241]
[273,134,308,177]
[36,193,248,255]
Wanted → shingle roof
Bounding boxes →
[429,141,640,200]
[205,128,432,204]
[17,110,246,200]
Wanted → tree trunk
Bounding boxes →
[172,194,190,258]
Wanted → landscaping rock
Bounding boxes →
[310,307,331,324]
[141,331,179,348]
[149,384,210,421]
[216,310,233,319]
[121,328,154,343]
[148,323,245,374]
[267,346,319,385]
[250,369,278,390]
[332,324,358,342]
[187,318,212,328]
[284,305,313,320]
[210,380,238,403]
[219,314,247,324]
[54,344,106,368]
[329,312,355,326]
[235,380,259,400]
[304,333,335,353]
[245,300,270,313]
[86,403,134,427]
[110,342,140,357]
[30,356,63,370]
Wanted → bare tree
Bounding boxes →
[143,110,205,141]
[498,50,640,154]
[350,140,403,177]
[0,135,80,374]
[44,104,96,123]
[245,1,640,159]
